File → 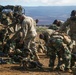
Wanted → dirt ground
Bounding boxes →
[0,53,75,75]
[0,27,75,75]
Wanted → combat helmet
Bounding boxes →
[70,10,76,16]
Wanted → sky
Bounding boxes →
[0,0,76,6]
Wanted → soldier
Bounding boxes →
[39,29,56,56]
[12,13,39,60]
[39,29,57,69]
[0,13,8,25]
[39,29,55,43]
[59,10,76,67]
[49,19,64,30]
[39,29,72,72]
[14,5,22,14]
[1,12,13,27]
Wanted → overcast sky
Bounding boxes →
[0,0,76,6]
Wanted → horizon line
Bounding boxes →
[23,5,76,7]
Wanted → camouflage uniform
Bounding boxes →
[14,5,22,14]
[39,29,72,71]
[21,16,37,51]
[11,15,39,60]
[3,35,11,54]
[41,29,55,43]
[60,17,76,52]
[39,29,57,68]
[15,35,24,53]
[48,32,72,70]
[49,19,64,30]
[59,10,76,67]
[0,13,8,25]
[49,24,59,30]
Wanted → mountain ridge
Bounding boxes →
[23,6,76,25]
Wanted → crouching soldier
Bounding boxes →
[39,29,73,72]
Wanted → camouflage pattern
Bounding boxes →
[41,29,55,43]
[43,31,72,70]
[60,17,76,35]
[21,16,37,50]
[59,15,76,68]
[14,5,22,14]
[21,16,40,60]
[11,15,39,60]
[59,16,76,53]
[15,35,24,51]
[3,36,11,54]
[49,24,59,30]
[49,20,64,30]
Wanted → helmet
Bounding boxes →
[71,10,76,16]
[53,19,58,24]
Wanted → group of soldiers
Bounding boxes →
[0,5,42,69]
[0,5,76,72]
[39,10,76,72]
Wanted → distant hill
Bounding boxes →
[24,6,76,25]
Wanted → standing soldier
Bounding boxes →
[12,13,39,60]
